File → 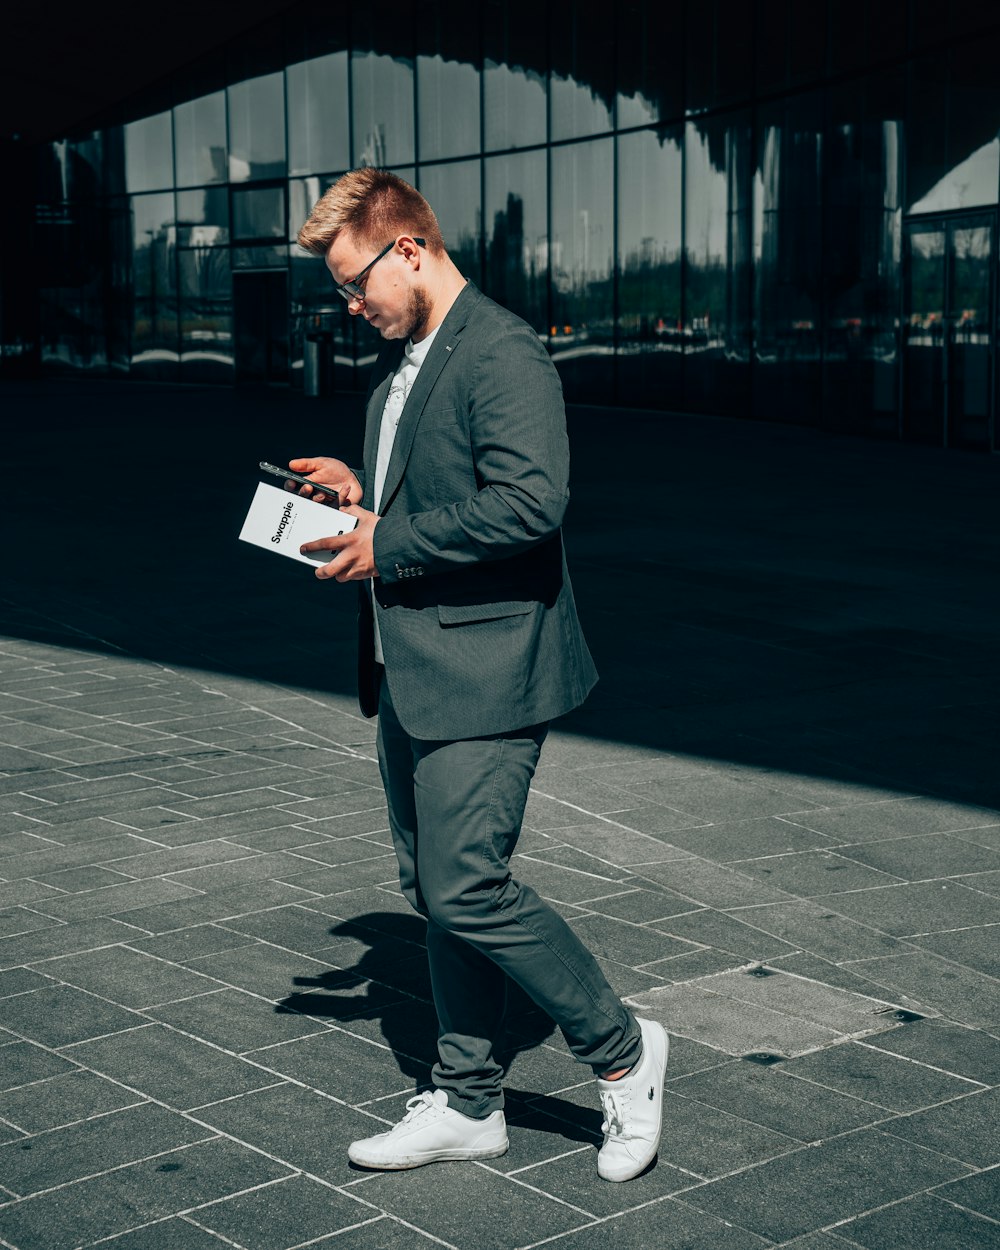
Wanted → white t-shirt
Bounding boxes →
[372,325,441,663]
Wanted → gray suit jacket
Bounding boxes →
[356,281,598,739]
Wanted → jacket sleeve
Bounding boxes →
[371,324,569,583]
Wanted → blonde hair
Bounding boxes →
[297,168,445,258]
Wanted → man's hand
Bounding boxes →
[286,456,363,506]
[300,505,380,582]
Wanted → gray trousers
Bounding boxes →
[376,675,642,1118]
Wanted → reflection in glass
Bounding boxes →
[228,73,286,181]
[131,192,178,377]
[418,0,481,160]
[753,95,823,423]
[233,270,288,383]
[483,0,546,151]
[904,227,946,444]
[287,52,350,176]
[550,139,614,402]
[949,223,992,449]
[418,161,482,284]
[290,253,355,391]
[232,245,288,270]
[616,2,683,129]
[683,113,751,413]
[232,185,286,241]
[289,175,340,241]
[484,150,548,335]
[176,188,229,247]
[125,112,174,193]
[352,3,415,167]
[550,0,613,142]
[179,247,233,382]
[174,92,227,187]
[617,127,683,405]
[824,75,903,436]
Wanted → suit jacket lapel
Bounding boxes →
[376,283,480,514]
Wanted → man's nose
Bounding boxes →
[347,293,366,315]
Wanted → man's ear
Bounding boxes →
[398,235,422,265]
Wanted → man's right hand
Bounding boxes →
[286,457,363,507]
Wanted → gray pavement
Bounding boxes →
[0,379,998,1249]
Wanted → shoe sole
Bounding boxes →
[599,1022,669,1183]
[348,1140,510,1170]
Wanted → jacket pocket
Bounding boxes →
[438,600,534,626]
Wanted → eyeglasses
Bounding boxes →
[335,236,426,302]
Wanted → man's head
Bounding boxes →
[298,169,450,342]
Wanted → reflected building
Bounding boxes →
[19,0,1000,451]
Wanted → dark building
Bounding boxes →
[7,1,1000,451]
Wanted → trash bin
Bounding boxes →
[303,331,332,397]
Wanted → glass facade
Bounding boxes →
[26,0,1000,451]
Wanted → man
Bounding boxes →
[290,168,667,1182]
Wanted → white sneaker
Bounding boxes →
[348,1089,509,1170]
[596,1017,669,1182]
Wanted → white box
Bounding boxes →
[239,481,358,566]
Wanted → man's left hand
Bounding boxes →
[300,505,380,581]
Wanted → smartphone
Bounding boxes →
[259,461,340,507]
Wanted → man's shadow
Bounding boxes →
[275,911,602,1142]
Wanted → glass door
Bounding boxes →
[903,213,994,450]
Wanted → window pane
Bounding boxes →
[617,127,683,405]
[179,247,233,382]
[683,112,751,414]
[232,185,286,241]
[131,191,178,377]
[174,92,227,187]
[176,187,229,247]
[290,254,356,392]
[417,0,481,160]
[483,0,547,151]
[484,149,548,334]
[550,138,614,402]
[616,2,683,128]
[352,2,415,167]
[125,112,173,193]
[228,73,287,181]
[289,174,341,242]
[752,95,823,423]
[418,161,482,283]
[287,52,350,176]
[550,0,613,141]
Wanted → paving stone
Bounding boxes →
[844,952,1000,1031]
[28,876,202,922]
[655,908,801,963]
[835,1190,1000,1249]
[33,945,222,1008]
[0,967,51,997]
[126,922,262,963]
[636,857,797,908]
[0,1136,294,1250]
[0,1101,211,1197]
[683,1128,972,1242]
[186,940,335,999]
[0,831,160,882]
[783,798,1000,843]
[906,924,1000,979]
[67,1023,282,1109]
[663,813,838,860]
[835,832,1000,882]
[0,906,64,939]
[120,880,320,934]
[192,1173,376,1249]
[881,1087,1000,1168]
[0,1068,146,1134]
[863,1017,1000,1085]
[734,900,904,963]
[811,880,1000,937]
[731,850,906,896]
[542,1197,776,1249]
[192,1081,386,1185]
[564,912,695,966]
[583,886,703,924]
[931,1166,1000,1221]
[514,1137,691,1215]
[0,916,142,969]
[146,987,331,1054]
[102,838,259,879]
[3,984,147,1048]
[0,1041,80,1090]
[786,1042,983,1114]
[29,863,134,893]
[670,1059,888,1142]
[360,1161,595,1247]
[246,1025,414,1102]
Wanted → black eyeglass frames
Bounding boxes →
[335,236,426,302]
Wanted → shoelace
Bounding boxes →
[600,1087,632,1139]
[399,1091,443,1125]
